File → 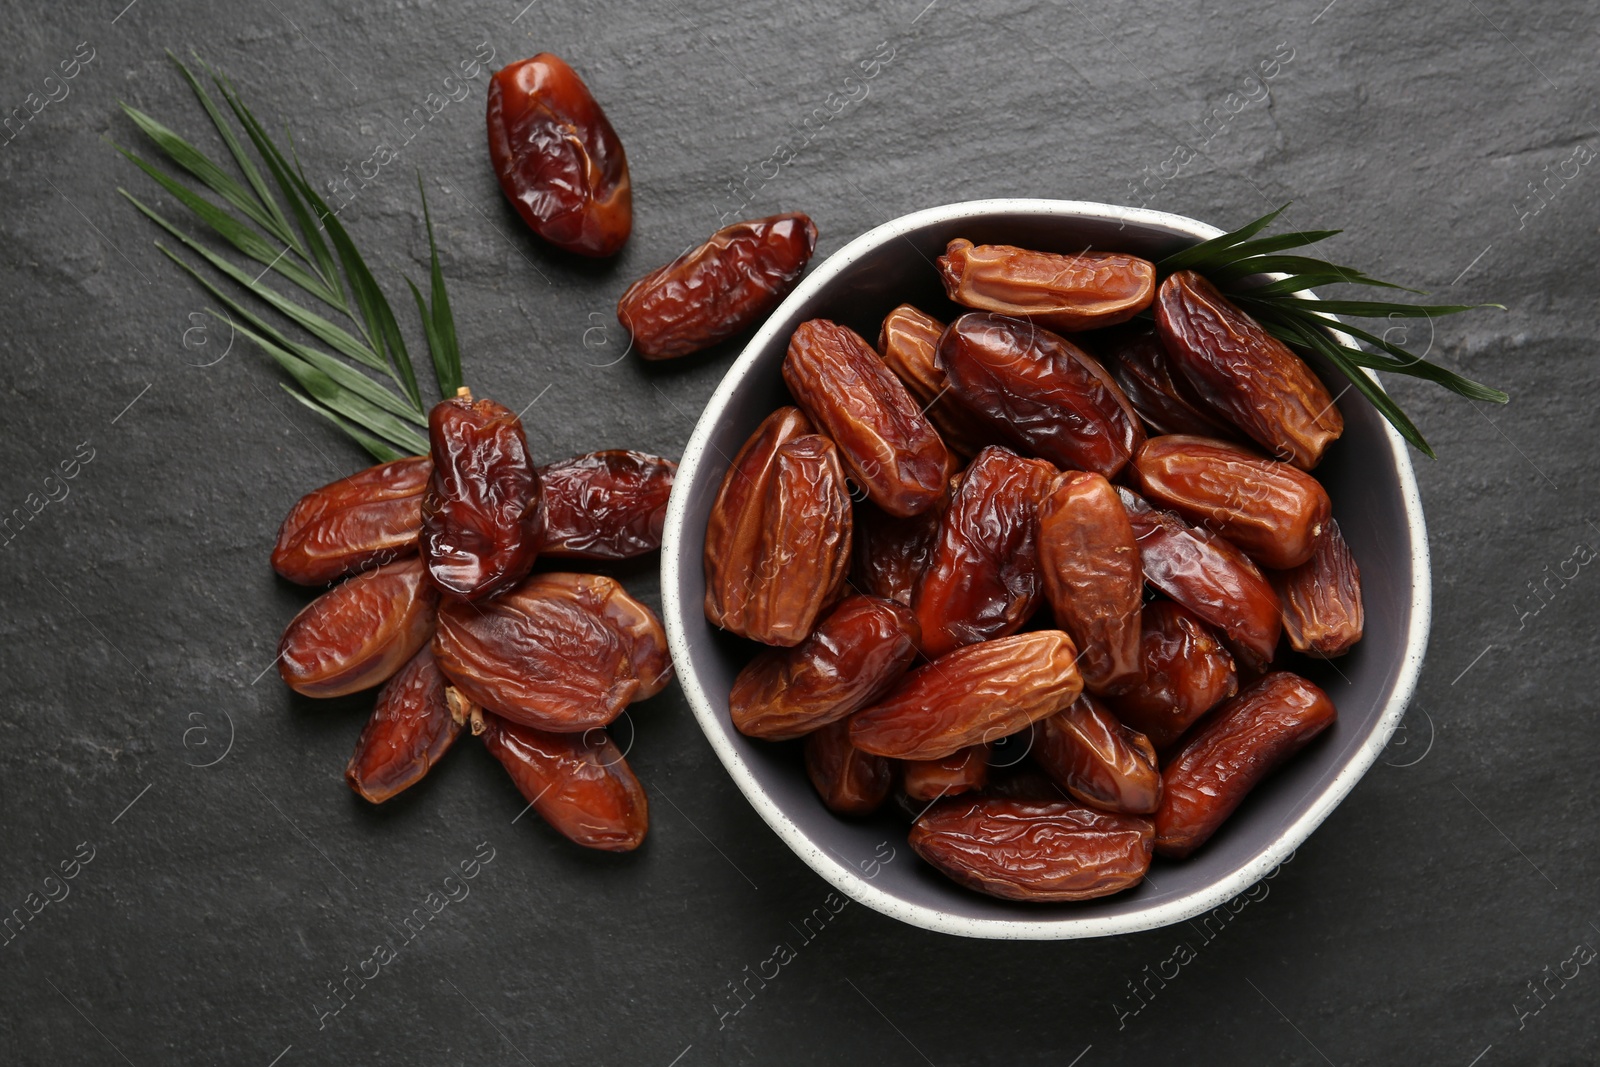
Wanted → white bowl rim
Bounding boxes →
[659,197,1432,940]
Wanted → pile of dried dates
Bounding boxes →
[706,240,1362,902]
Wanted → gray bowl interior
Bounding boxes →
[660,201,1428,939]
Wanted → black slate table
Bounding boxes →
[1,1,1595,1063]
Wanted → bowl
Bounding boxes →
[658,199,1430,939]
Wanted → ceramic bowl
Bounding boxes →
[658,199,1429,939]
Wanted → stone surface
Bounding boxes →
[0,0,1595,1063]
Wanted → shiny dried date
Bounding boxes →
[1098,327,1241,441]
[913,445,1056,659]
[730,595,920,741]
[902,744,990,803]
[1155,271,1343,469]
[1271,519,1364,657]
[877,304,992,458]
[617,213,817,359]
[1032,695,1161,815]
[935,239,1157,332]
[850,630,1084,761]
[421,390,542,601]
[805,719,894,817]
[278,557,439,698]
[537,450,675,560]
[783,318,950,518]
[909,797,1153,902]
[433,572,671,732]
[271,455,429,586]
[486,53,631,257]
[851,501,943,607]
[1132,435,1332,570]
[345,647,464,804]
[1118,488,1281,672]
[1155,672,1337,858]
[937,313,1145,479]
[1037,470,1143,695]
[482,713,648,851]
[1108,600,1239,750]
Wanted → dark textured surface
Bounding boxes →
[0,0,1595,1063]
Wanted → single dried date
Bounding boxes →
[482,713,648,851]
[537,450,675,560]
[1037,470,1143,695]
[935,239,1157,331]
[851,501,942,607]
[433,572,671,732]
[783,318,950,518]
[1098,327,1241,441]
[345,647,465,804]
[912,445,1055,658]
[278,557,439,698]
[937,312,1145,478]
[1155,672,1337,858]
[271,455,430,586]
[877,304,992,458]
[730,595,919,741]
[909,797,1153,902]
[1108,601,1238,750]
[805,719,894,816]
[1132,435,1332,570]
[902,744,989,803]
[1155,271,1343,469]
[1032,696,1162,815]
[850,630,1083,761]
[1271,519,1364,657]
[486,53,631,257]
[617,213,817,359]
[421,389,542,601]
[1118,488,1281,672]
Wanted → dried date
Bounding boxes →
[345,647,465,804]
[805,719,894,816]
[850,630,1083,761]
[935,239,1157,331]
[1271,519,1364,656]
[486,53,631,257]
[877,304,992,458]
[272,455,429,586]
[937,312,1145,478]
[1155,672,1337,858]
[1098,327,1241,441]
[851,501,942,607]
[783,318,950,518]
[537,450,675,560]
[433,572,671,732]
[482,713,648,851]
[1154,271,1343,469]
[909,797,1153,902]
[278,557,439,698]
[730,594,920,741]
[1108,600,1238,750]
[421,389,542,601]
[617,213,817,359]
[902,744,989,803]
[1032,696,1161,815]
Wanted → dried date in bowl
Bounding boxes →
[660,199,1430,939]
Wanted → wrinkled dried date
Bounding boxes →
[1032,696,1161,815]
[909,797,1153,902]
[1271,519,1364,657]
[937,313,1145,478]
[278,557,439,698]
[482,713,648,851]
[617,213,817,359]
[913,445,1056,659]
[537,450,675,560]
[877,304,992,457]
[936,239,1157,331]
[783,318,950,518]
[1155,271,1343,469]
[1155,671,1337,858]
[1108,600,1239,750]
[1133,435,1332,570]
[272,455,430,586]
[1098,327,1241,441]
[730,594,920,741]
[851,501,942,607]
[345,647,465,804]
[486,53,631,257]
[421,390,542,601]
[433,572,671,731]
[805,719,894,816]
[1118,488,1281,672]
[850,630,1083,761]
[1037,470,1143,695]
[902,744,990,803]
